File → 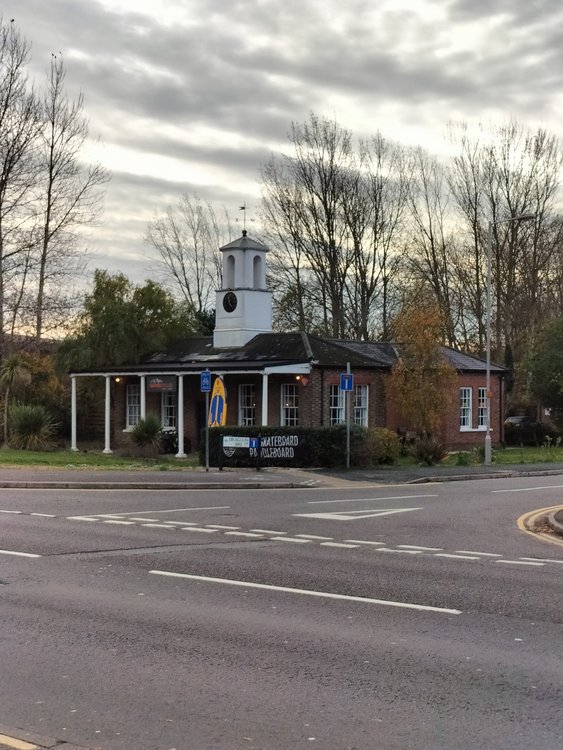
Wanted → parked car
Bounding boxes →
[504,415,556,446]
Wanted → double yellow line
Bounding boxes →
[517,505,563,548]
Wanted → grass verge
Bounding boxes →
[0,447,200,470]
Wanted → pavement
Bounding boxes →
[3,459,563,490]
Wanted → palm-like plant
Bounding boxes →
[0,354,32,446]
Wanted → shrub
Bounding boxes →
[455,451,471,466]
[159,429,191,455]
[368,427,401,465]
[8,403,58,451]
[131,415,162,449]
[411,435,447,465]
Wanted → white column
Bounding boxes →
[176,374,187,458]
[103,375,112,454]
[261,373,269,426]
[70,376,78,452]
[140,375,146,419]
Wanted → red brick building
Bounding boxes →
[69,232,505,457]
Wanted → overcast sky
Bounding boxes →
[7,0,563,284]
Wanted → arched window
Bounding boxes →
[225,254,235,288]
[253,255,262,289]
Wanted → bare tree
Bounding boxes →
[261,114,354,337]
[0,18,40,354]
[342,134,409,339]
[145,194,225,315]
[31,54,109,345]
[262,114,408,339]
[448,121,563,365]
[404,148,460,347]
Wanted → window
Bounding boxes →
[330,384,369,426]
[477,387,487,429]
[280,383,299,426]
[126,384,140,429]
[161,391,176,429]
[353,384,369,427]
[460,387,472,429]
[329,385,345,425]
[238,384,255,426]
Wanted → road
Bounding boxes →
[1,475,562,750]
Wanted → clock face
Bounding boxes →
[223,291,238,313]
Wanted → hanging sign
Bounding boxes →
[208,377,227,427]
[147,376,176,392]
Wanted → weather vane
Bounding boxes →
[238,203,254,231]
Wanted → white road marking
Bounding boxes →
[102,520,136,525]
[496,559,545,566]
[520,557,563,564]
[272,536,311,544]
[98,514,124,518]
[397,544,443,551]
[250,529,287,535]
[67,516,98,521]
[149,570,462,614]
[493,485,563,493]
[0,549,41,558]
[163,521,193,526]
[206,524,240,530]
[296,534,333,540]
[320,542,359,549]
[377,548,422,555]
[224,531,264,538]
[307,494,437,505]
[344,539,386,546]
[455,550,502,557]
[180,527,217,533]
[0,510,22,514]
[30,513,56,517]
[129,517,161,522]
[435,553,480,561]
[295,508,422,521]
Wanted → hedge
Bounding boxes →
[199,425,400,468]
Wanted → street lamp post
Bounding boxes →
[485,212,536,465]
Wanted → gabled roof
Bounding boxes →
[72,331,504,375]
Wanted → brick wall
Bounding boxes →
[385,371,504,449]
[106,368,504,453]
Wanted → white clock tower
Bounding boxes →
[213,230,273,348]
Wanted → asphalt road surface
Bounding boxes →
[1,475,562,750]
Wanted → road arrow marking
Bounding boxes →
[293,507,422,521]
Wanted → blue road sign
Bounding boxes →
[200,369,212,392]
[340,372,354,391]
[249,437,259,449]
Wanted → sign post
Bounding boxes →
[340,364,354,470]
[200,369,212,472]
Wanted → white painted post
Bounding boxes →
[103,375,112,454]
[262,373,269,426]
[70,376,78,452]
[176,374,187,458]
[140,375,146,420]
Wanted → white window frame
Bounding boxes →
[477,387,487,430]
[460,387,472,430]
[161,391,176,429]
[353,384,369,427]
[126,383,141,429]
[280,383,299,427]
[238,384,256,426]
[329,385,345,425]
